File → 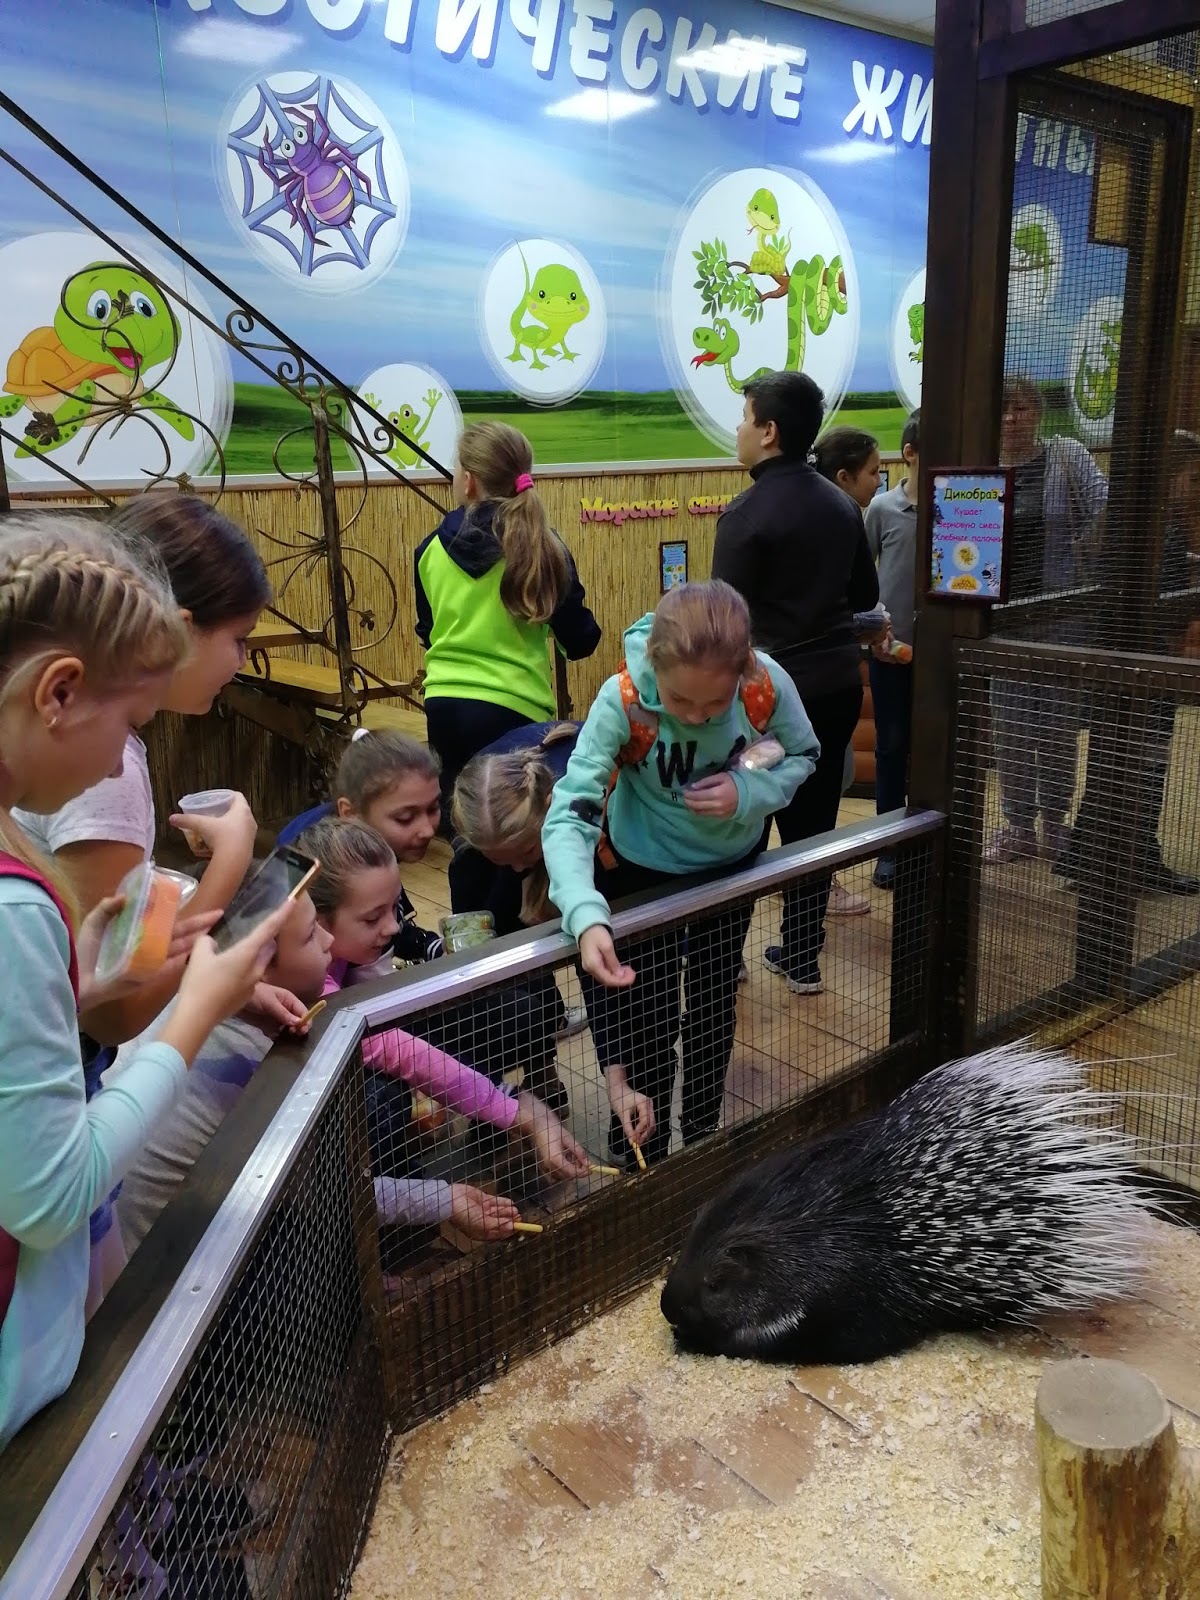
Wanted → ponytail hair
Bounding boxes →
[645,579,753,678]
[293,816,396,922]
[457,422,569,624]
[452,723,575,925]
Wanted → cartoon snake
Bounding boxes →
[745,186,791,278]
[691,254,847,393]
[0,263,194,458]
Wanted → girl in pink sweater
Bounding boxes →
[296,817,589,1243]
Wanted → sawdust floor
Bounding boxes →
[351,1219,1200,1600]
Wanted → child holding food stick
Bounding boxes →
[541,580,819,1168]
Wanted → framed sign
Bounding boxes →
[660,540,688,592]
[926,467,1013,602]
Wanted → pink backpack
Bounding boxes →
[0,852,79,1327]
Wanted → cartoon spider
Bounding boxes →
[258,105,372,246]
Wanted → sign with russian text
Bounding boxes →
[927,468,1012,602]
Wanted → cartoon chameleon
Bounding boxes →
[1073,317,1121,423]
[745,187,792,279]
[361,386,441,468]
[0,263,194,458]
[908,302,925,365]
[507,248,590,371]
[691,255,848,393]
[1012,221,1052,276]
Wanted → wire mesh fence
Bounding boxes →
[67,1060,389,1600]
[351,823,938,1428]
[953,639,1200,1190]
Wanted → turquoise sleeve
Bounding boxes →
[543,678,631,942]
[0,897,187,1251]
[730,661,821,825]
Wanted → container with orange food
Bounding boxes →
[93,862,184,986]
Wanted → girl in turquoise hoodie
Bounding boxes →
[542,580,819,1167]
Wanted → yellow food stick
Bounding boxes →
[633,1141,648,1172]
[299,999,327,1027]
[513,1221,544,1235]
[590,1162,621,1177]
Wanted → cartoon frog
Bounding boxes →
[1073,318,1121,424]
[0,262,194,457]
[507,248,589,370]
[362,386,440,468]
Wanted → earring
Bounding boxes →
[48,715,60,732]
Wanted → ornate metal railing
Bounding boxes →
[0,88,452,728]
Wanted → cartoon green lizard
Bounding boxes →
[362,386,440,468]
[1073,318,1121,423]
[507,248,590,371]
[908,302,924,365]
[1012,221,1052,276]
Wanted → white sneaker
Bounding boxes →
[557,1004,588,1039]
[827,877,870,917]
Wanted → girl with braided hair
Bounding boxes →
[0,516,289,1449]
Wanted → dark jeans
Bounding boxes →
[424,697,536,833]
[773,681,864,978]
[579,840,763,1167]
[989,677,1081,832]
[1067,693,1177,870]
[409,974,561,1085]
[868,657,913,817]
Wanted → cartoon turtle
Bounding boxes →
[0,263,195,458]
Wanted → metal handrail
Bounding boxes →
[0,809,942,1600]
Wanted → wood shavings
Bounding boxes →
[350,1218,1200,1600]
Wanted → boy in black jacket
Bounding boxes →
[712,371,881,993]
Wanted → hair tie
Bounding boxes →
[514,472,534,494]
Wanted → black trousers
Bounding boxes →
[772,681,864,977]
[424,697,536,833]
[578,839,763,1167]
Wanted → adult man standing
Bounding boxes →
[712,370,881,994]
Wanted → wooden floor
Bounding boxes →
[352,1219,1200,1600]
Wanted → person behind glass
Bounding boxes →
[864,409,921,890]
[983,377,1108,866]
[1053,428,1200,896]
[810,424,885,917]
[712,372,884,995]
[414,422,600,832]
[542,580,819,1168]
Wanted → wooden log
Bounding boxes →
[1036,1357,1200,1599]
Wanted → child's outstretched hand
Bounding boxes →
[605,1065,655,1152]
[159,903,293,1064]
[579,925,635,988]
[683,773,739,818]
[249,982,311,1033]
[515,1091,591,1181]
[168,792,257,864]
[448,1183,521,1241]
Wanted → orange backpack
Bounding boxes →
[596,657,777,868]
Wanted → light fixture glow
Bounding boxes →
[545,89,656,122]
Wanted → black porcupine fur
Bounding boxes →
[660,1044,1157,1365]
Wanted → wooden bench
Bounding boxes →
[238,656,419,710]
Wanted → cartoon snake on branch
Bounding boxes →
[690,188,848,392]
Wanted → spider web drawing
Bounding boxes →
[227,74,401,280]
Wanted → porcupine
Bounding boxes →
[660,1043,1158,1365]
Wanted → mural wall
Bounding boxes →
[0,0,932,483]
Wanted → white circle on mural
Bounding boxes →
[352,363,462,477]
[221,70,409,295]
[1008,203,1062,319]
[662,167,859,455]
[0,230,232,487]
[1067,295,1122,448]
[889,267,925,414]
[478,239,606,405]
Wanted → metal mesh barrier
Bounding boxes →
[351,816,939,1429]
[953,639,1200,1190]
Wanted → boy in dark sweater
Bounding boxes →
[712,371,881,993]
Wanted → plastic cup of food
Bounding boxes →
[176,789,236,859]
[93,862,184,987]
[439,911,496,954]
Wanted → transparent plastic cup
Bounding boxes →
[176,788,236,860]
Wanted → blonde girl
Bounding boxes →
[542,579,819,1169]
[296,817,589,1249]
[0,517,287,1448]
[414,422,600,828]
